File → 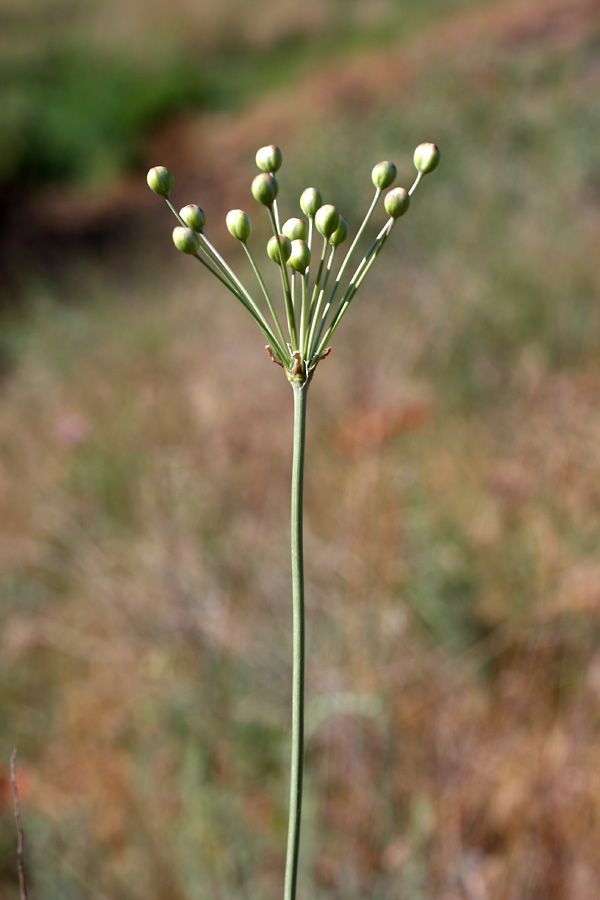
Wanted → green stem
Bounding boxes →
[305,243,336,358]
[409,171,424,195]
[268,208,298,350]
[284,379,308,900]
[242,242,290,359]
[313,221,393,358]
[334,186,381,288]
[299,271,309,360]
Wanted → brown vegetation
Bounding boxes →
[2,0,600,898]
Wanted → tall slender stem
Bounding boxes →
[284,379,308,900]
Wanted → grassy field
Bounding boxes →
[2,1,600,899]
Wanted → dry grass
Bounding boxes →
[2,280,600,899]
[2,0,600,898]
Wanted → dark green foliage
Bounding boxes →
[0,46,209,188]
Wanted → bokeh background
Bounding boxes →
[1,0,600,898]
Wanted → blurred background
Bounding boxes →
[1,0,600,898]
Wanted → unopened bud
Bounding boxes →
[172,226,200,254]
[372,161,396,190]
[147,166,174,197]
[329,216,348,246]
[287,239,311,273]
[226,209,252,242]
[282,217,308,241]
[300,187,323,218]
[179,204,206,232]
[251,173,278,206]
[315,204,340,238]
[384,187,410,219]
[413,143,440,175]
[267,234,292,263]
[255,145,282,173]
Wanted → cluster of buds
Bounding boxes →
[147,141,439,385]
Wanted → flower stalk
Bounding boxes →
[285,378,308,900]
[146,141,439,900]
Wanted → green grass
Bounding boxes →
[0,45,210,187]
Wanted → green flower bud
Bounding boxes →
[300,187,323,218]
[314,204,340,238]
[384,187,410,219]
[147,166,174,197]
[251,173,278,206]
[179,204,206,232]
[371,161,396,190]
[282,217,308,241]
[329,216,348,246]
[267,234,292,263]
[287,239,311,273]
[172,226,200,254]
[226,209,252,242]
[413,143,440,175]
[255,144,282,173]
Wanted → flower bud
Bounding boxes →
[179,204,205,232]
[226,209,252,242]
[251,173,278,206]
[287,239,311,273]
[147,166,174,197]
[314,204,340,238]
[384,187,410,219]
[255,144,282,173]
[172,226,200,254]
[371,161,396,190]
[413,143,440,175]
[300,187,323,218]
[267,234,292,263]
[282,217,308,241]
[329,216,348,246]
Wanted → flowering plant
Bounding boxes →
[147,140,439,900]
